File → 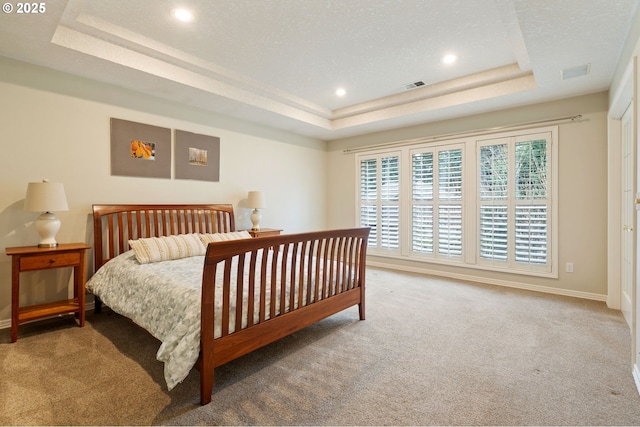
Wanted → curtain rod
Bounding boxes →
[342,114,583,154]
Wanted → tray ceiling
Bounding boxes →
[0,0,637,140]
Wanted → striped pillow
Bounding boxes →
[199,230,252,245]
[129,234,206,264]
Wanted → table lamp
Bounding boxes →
[247,191,266,231]
[24,179,69,247]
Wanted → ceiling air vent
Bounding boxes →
[404,81,426,90]
[561,64,590,80]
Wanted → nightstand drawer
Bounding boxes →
[20,252,80,271]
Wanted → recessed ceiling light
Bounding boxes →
[441,54,457,64]
[174,8,193,22]
[336,88,346,97]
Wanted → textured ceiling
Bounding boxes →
[0,0,638,140]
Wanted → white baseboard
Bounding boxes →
[367,260,607,302]
[0,301,95,331]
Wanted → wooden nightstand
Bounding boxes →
[6,243,91,342]
[247,228,282,238]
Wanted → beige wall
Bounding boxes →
[327,92,610,299]
[0,55,614,330]
[0,58,328,327]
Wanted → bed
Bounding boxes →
[87,203,369,405]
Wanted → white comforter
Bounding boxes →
[87,251,222,390]
[86,249,317,390]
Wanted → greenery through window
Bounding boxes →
[479,138,549,268]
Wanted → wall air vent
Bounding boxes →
[404,81,426,90]
[561,64,590,80]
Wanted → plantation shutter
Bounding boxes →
[479,144,508,261]
[477,134,551,270]
[358,153,400,252]
[412,152,434,254]
[380,156,400,250]
[514,139,548,265]
[410,147,463,258]
[360,158,378,246]
[437,149,463,257]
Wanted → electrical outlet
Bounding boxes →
[566,262,574,273]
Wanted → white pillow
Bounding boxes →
[199,230,252,245]
[129,233,206,264]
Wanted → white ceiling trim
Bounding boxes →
[73,12,333,118]
[333,64,533,118]
[332,74,537,130]
[51,25,334,129]
[51,22,536,133]
[50,0,539,134]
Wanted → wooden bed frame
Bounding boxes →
[92,204,369,405]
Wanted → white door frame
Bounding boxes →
[609,63,634,310]
[608,59,637,393]
[622,102,634,328]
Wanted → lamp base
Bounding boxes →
[250,209,262,231]
[38,242,59,248]
[35,212,61,248]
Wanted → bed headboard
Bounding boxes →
[92,203,235,270]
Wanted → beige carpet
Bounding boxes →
[2,267,640,425]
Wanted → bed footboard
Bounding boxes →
[199,227,369,405]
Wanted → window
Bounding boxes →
[356,127,557,277]
[410,146,464,259]
[479,143,508,262]
[359,153,400,252]
[478,134,551,273]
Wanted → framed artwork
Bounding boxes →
[174,129,220,182]
[110,118,171,179]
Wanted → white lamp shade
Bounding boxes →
[24,179,68,247]
[247,191,266,209]
[24,180,69,212]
